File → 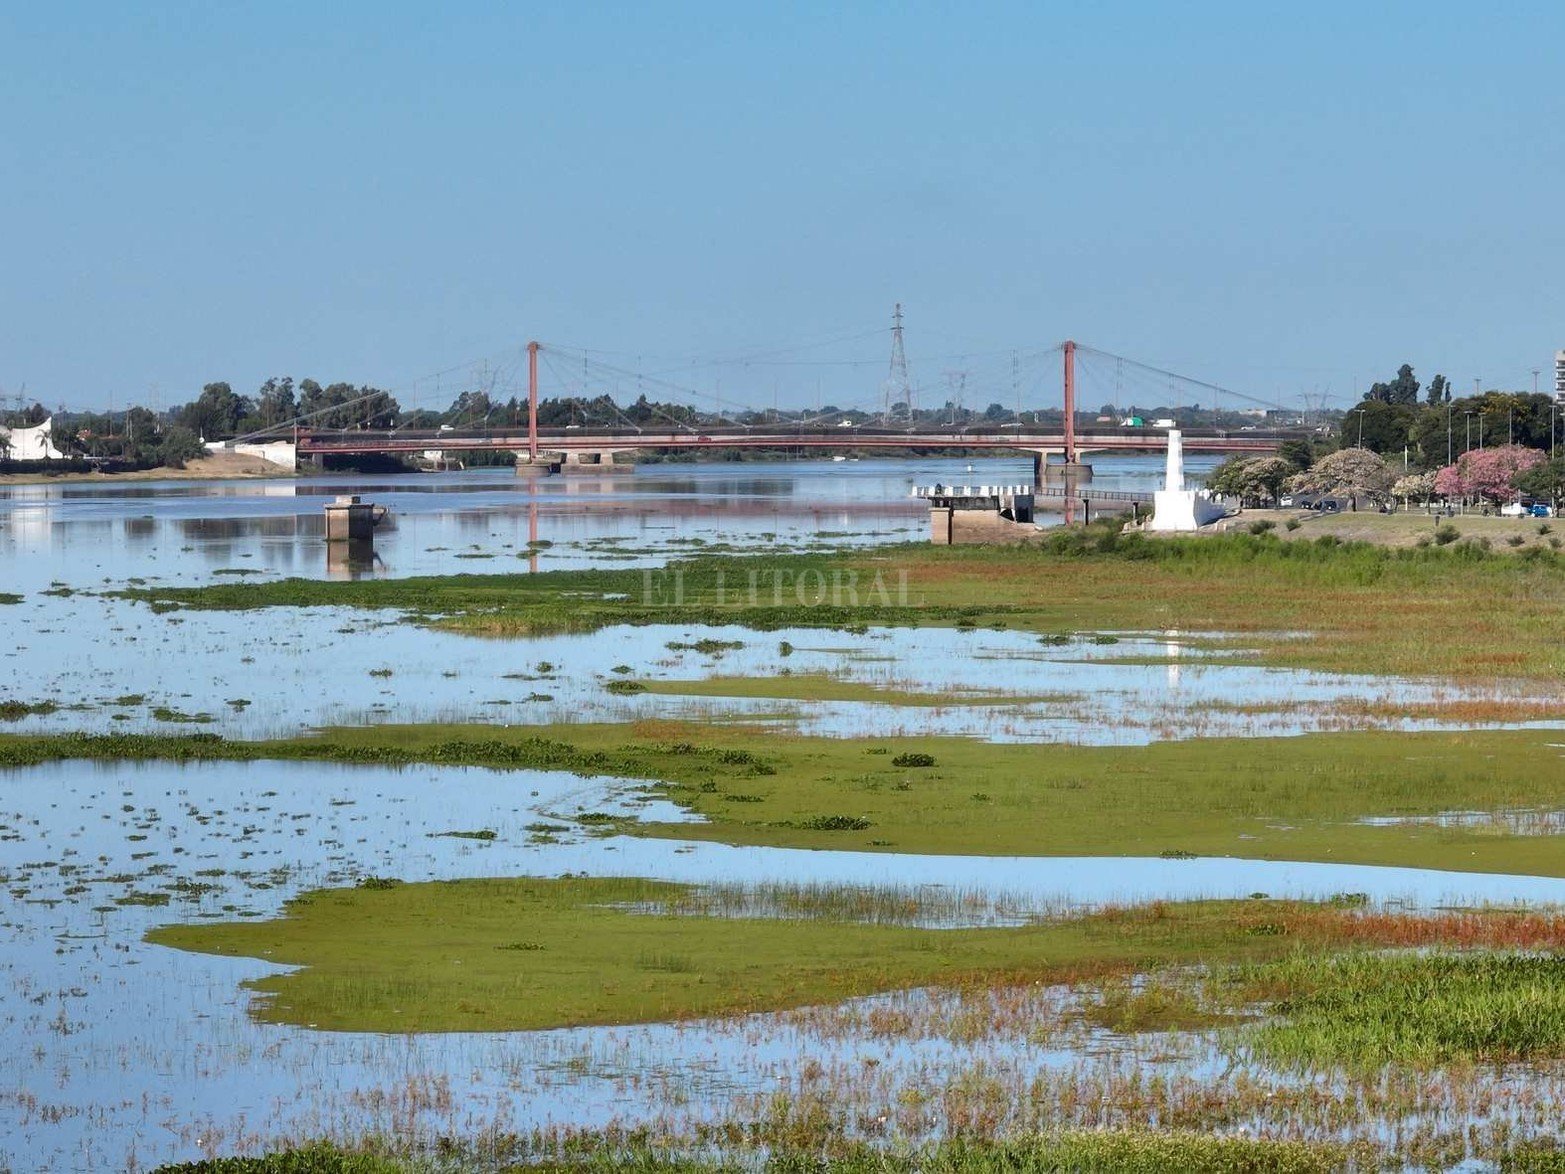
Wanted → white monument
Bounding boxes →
[1149,429,1226,532]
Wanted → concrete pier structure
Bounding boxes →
[323,495,385,542]
[1042,455,1094,484]
[915,484,1037,545]
[560,450,633,471]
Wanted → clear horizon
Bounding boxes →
[2,2,1561,414]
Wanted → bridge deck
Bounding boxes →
[295,427,1288,457]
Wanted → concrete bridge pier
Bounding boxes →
[1043,454,1094,485]
[514,453,561,475]
[561,450,633,472]
[1029,452,1093,486]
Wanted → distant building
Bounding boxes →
[1556,350,1565,402]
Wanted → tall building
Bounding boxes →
[1557,350,1565,402]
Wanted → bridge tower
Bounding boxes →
[514,340,558,473]
[528,340,539,460]
[1041,339,1093,486]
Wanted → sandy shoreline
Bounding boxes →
[0,452,297,485]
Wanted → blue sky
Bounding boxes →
[2,2,1561,413]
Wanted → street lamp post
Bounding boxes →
[1464,412,1474,455]
[1355,409,1366,449]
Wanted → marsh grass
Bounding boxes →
[146,1130,1367,1173]
[114,528,1565,680]
[8,722,1565,873]
[0,699,58,720]
[643,674,1064,709]
[1232,951,1565,1070]
[645,881,1051,928]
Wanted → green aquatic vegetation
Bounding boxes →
[430,829,498,841]
[642,674,1065,709]
[0,593,22,605]
[666,638,745,654]
[1234,952,1565,1070]
[0,699,58,721]
[149,706,214,724]
[788,814,873,831]
[148,1131,1371,1173]
[8,723,1565,875]
[115,529,1565,681]
[146,883,1355,1033]
[149,1142,409,1172]
[116,890,171,907]
[604,679,648,694]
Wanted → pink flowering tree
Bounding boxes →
[1433,463,1464,499]
[1445,444,1545,503]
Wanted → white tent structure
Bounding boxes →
[0,416,67,461]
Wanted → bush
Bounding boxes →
[156,426,206,469]
[1507,535,1527,548]
[794,814,872,831]
[1284,519,1301,531]
[891,752,936,768]
[1247,519,1277,535]
[1434,523,1460,545]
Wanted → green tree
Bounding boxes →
[254,377,298,430]
[298,382,400,430]
[442,390,496,427]
[1276,438,1316,471]
[1426,374,1450,406]
[1340,399,1416,455]
[1366,363,1420,406]
[157,426,206,468]
[1514,455,1565,509]
[177,382,251,440]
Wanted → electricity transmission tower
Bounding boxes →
[883,303,911,422]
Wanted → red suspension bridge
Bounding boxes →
[251,326,1306,481]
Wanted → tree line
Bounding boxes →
[1208,362,1565,510]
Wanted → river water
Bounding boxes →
[1,458,1561,1169]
